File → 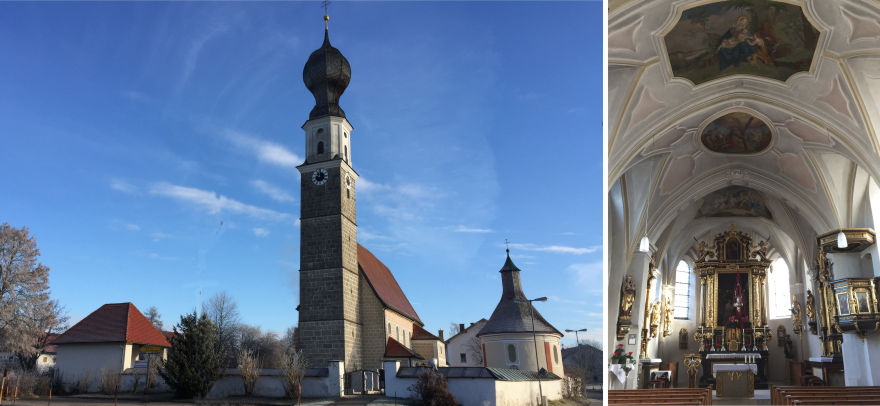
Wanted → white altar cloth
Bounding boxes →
[712,363,758,377]
[609,364,629,384]
[706,352,762,359]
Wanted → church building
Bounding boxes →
[609,0,880,400]
[295,17,445,374]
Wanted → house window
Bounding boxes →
[674,261,691,319]
[460,353,466,363]
[769,258,792,319]
[507,344,517,363]
[43,356,47,363]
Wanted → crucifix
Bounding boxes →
[322,0,331,29]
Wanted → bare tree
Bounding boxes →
[0,223,68,371]
[282,326,296,350]
[239,325,285,368]
[145,306,163,331]
[202,291,241,367]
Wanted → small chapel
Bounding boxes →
[295,17,446,378]
[609,0,880,403]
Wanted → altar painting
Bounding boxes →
[717,272,750,327]
[701,112,772,154]
[664,0,819,85]
[698,186,772,219]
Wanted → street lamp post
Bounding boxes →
[565,328,587,347]
[517,296,548,406]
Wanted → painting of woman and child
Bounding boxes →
[664,0,819,85]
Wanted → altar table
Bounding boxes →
[714,363,755,397]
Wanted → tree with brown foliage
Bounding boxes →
[409,369,458,406]
[0,222,68,371]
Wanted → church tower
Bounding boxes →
[297,16,361,372]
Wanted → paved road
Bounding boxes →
[12,396,408,406]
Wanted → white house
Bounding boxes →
[54,303,170,390]
[445,319,487,367]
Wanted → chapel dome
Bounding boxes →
[302,25,351,120]
[477,251,562,337]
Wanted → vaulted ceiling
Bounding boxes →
[608,0,880,274]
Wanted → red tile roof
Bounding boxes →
[384,337,423,359]
[54,303,171,347]
[411,324,440,341]
[358,244,422,324]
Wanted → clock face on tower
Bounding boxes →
[311,168,329,186]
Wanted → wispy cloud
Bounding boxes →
[253,227,270,237]
[447,225,493,233]
[568,262,603,291]
[124,223,141,231]
[122,90,149,102]
[508,243,599,255]
[251,179,295,203]
[151,231,172,242]
[224,130,302,169]
[110,179,139,194]
[150,182,290,221]
[148,252,178,261]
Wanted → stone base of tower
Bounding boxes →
[298,319,363,372]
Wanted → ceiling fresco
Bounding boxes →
[664,0,819,85]
[700,111,772,154]
[698,185,773,219]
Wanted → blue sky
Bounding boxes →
[0,1,603,348]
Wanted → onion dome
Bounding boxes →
[302,23,351,120]
[477,250,562,337]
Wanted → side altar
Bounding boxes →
[692,225,772,389]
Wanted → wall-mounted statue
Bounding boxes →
[792,295,803,335]
[650,300,661,337]
[806,289,817,335]
[663,295,674,337]
[617,274,637,339]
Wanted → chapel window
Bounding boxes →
[769,257,792,319]
[674,261,691,319]
[397,326,400,342]
[507,344,517,363]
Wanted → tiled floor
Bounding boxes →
[713,389,771,405]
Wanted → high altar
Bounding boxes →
[692,225,771,389]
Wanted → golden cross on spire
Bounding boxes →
[322,0,331,29]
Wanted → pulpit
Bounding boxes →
[692,225,772,389]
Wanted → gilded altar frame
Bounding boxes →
[694,224,770,330]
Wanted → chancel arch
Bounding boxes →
[609,0,880,395]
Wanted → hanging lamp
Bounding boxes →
[639,234,650,253]
[837,230,848,249]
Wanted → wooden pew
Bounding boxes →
[771,385,880,405]
[609,388,712,405]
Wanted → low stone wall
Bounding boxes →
[114,361,343,398]
[383,361,562,406]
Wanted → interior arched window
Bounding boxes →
[317,141,324,154]
[674,261,691,319]
[507,344,517,363]
[769,257,792,319]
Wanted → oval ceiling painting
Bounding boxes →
[701,112,772,154]
[664,0,819,85]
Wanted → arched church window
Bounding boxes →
[396,326,400,342]
[674,261,691,319]
[507,344,517,363]
[769,258,792,319]
[388,323,391,335]
[553,346,559,364]
[317,141,324,154]
[344,145,348,162]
